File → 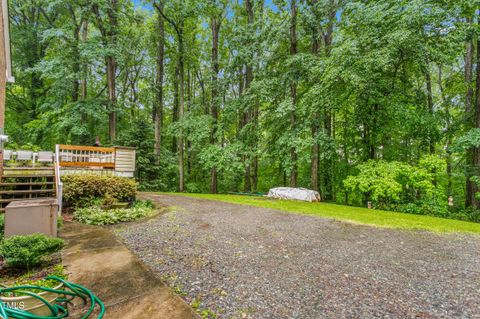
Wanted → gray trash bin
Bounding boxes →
[4,199,58,238]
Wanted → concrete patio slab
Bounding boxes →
[61,222,198,319]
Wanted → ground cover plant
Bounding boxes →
[2,264,68,291]
[170,193,480,234]
[74,201,155,226]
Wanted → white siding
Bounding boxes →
[114,148,136,173]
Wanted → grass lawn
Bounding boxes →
[164,193,480,234]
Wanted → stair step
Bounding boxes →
[3,167,54,170]
[1,174,55,178]
[0,197,56,204]
[0,189,55,195]
[0,182,55,186]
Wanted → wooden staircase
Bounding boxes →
[0,167,57,213]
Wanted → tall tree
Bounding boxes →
[155,0,192,192]
[242,0,254,193]
[465,15,476,208]
[308,0,320,192]
[470,12,480,209]
[289,0,298,187]
[92,0,119,142]
[209,1,223,193]
[153,1,165,164]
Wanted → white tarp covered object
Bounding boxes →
[267,187,321,202]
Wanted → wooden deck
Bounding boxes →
[0,144,136,213]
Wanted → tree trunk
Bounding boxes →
[106,0,118,143]
[309,0,320,192]
[80,20,88,101]
[324,108,333,196]
[178,29,185,192]
[72,45,80,102]
[438,65,452,196]
[311,125,319,191]
[93,1,118,143]
[252,158,258,192]
[172,62,179,153]
[186,66,192,176]
[472,27,480,209]
[242,0,254,193]
[322,2,336,199]
[106,56,116,142]
[154,2,165,165]
[210,14,221,194]
[425,59,434,154]
[289,0,298,187]
[466,16,476,208]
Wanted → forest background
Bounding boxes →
[7,0,480,221]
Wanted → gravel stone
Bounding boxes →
[115,194,480,319]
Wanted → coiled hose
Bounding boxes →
[0,276,105,319]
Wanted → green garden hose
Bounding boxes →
[0,276,105,319]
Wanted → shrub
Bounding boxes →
[74,205,154,226]
[441,208,480,223]
[398,199,449,217]
[62,174,137,208]
[0,234,65,269]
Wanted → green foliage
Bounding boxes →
[4,142,41,152]
[6,265,68,291]
[398,202,480,223]
[133,199,155,209]
[447,208,480,223]
[5,0,480,215]
[343,159,443,205]
[398,199,449,217]
[0,234,65,269]
[62,174,137,208]
[344,161,405,202]
[453,129,480,151]
[116,118,173,191]
[74,204,154,226]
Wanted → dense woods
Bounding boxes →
[6,0,480,220]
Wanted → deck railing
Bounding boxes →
[57,144,115,169]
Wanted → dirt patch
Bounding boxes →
[198,223,211,230]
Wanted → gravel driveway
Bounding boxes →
[115,194,480,319]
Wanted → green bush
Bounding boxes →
[62,174,137,208]
[74,204,154,226]
[397,200,480,222]
[0,234,65,269]
[398,199,449,217]
[443,208,480,223]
